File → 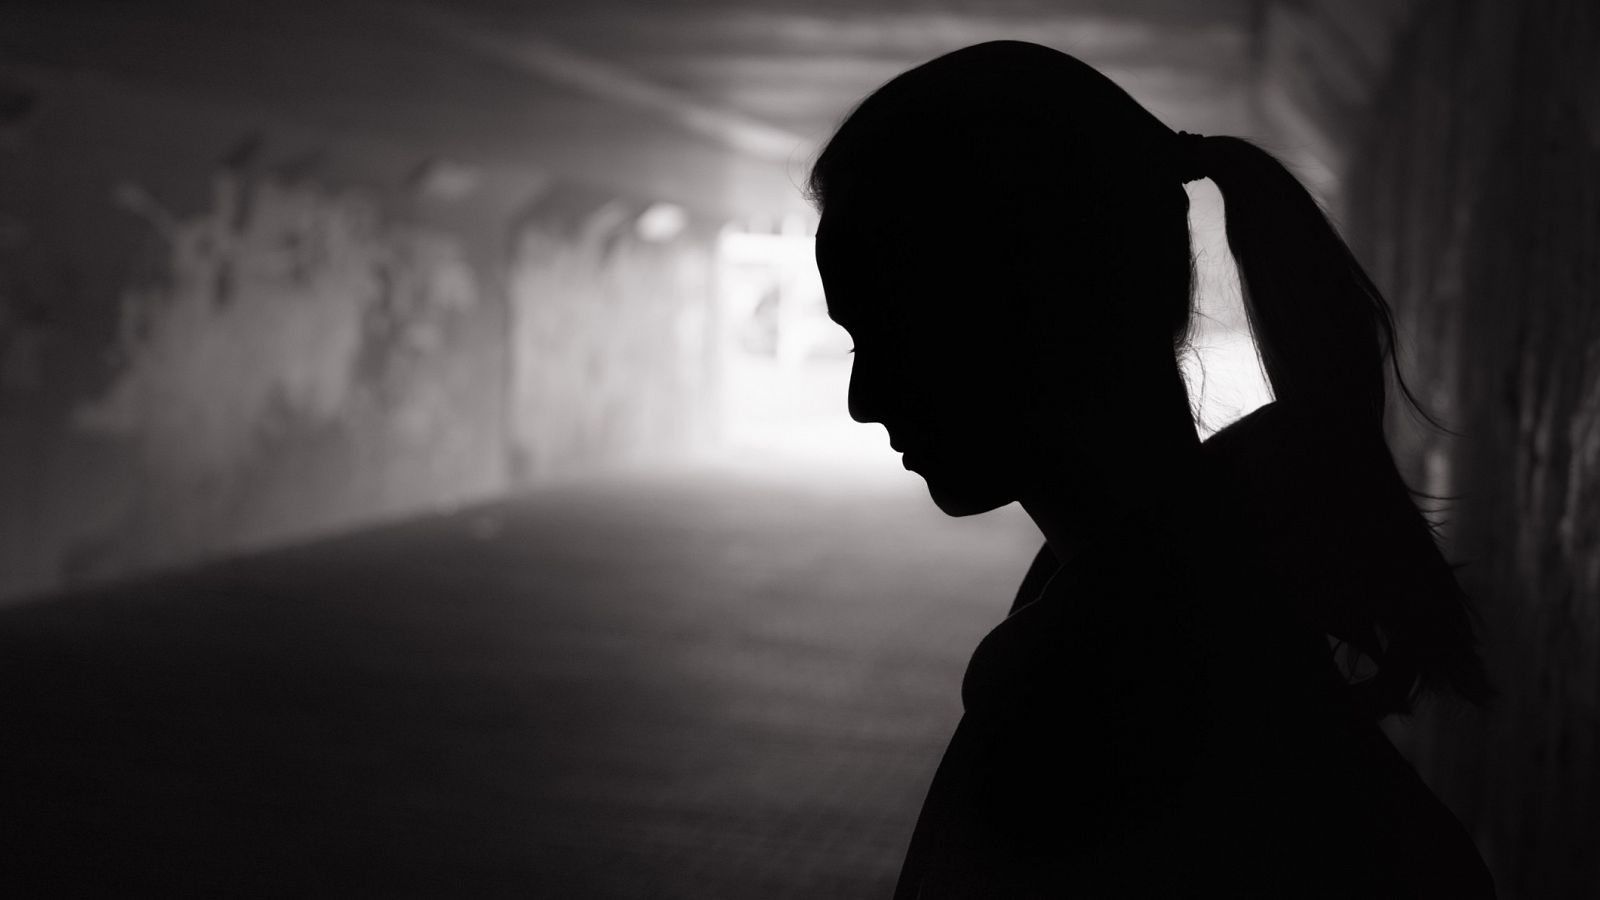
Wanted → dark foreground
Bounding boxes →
[0,462,1038,898]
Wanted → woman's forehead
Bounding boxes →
[817,215,887,289]
[818,209,941,272]
[816,209,875,253]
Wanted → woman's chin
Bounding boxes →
[925,476,1013,517]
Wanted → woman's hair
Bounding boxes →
[807,40,1489,718]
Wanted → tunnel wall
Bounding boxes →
[1346,1,1600,896]
[0,67,718,602]
[506,186,718,480]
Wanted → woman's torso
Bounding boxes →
[893,514,1494,898]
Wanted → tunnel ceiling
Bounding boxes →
[6,0,1268,216]
[428,0,1261,142]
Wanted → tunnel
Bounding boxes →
[0,1,1595,897]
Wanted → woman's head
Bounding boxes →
[810,41,1198,515]
[809,40,1490,717]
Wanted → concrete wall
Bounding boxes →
[0,66,720,602]
[1346,1,1600,896]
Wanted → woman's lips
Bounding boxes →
[890,432,928,469]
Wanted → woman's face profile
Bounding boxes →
[816,207,1067,517]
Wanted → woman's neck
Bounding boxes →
[1019,428,1203,567]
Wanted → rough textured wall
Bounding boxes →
[0,68,719,601]
[65,173,508,580]
[1347,1,1600,896]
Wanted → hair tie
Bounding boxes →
[1173,130,1207,184]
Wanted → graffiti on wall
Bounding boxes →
[67,168,500,570]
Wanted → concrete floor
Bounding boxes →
[0,460,1041,898]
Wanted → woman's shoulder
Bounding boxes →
[966,500,1342,724]
[1006,542,1059,616]
[963,522,1228,719]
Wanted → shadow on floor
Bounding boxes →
[0,462,1040,898]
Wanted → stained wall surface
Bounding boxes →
[1346,1,1600,895]
[0,68,719,601]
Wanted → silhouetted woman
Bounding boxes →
[809,42,1494,898]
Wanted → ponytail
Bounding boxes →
[1181,134,1491,717]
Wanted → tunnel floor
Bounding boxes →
[0,460,1040,898]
